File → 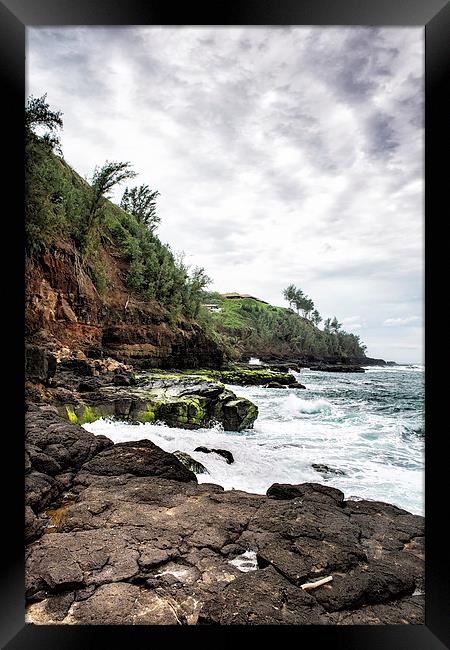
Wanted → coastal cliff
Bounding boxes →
[25,239,223,369]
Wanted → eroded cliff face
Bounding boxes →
[25,239,223,368]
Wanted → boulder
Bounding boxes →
[78,378,103,392]
[26,406,113,473]
[266,482,345,505]
[81,440,197,482]
[25,471,61,511]
[25,505,44,543]
[58,358,95,376]
[112,373,135,386]
[290,381,306,389]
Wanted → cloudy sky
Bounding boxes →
[26,27,424,363]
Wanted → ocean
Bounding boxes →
[83,365,425,515]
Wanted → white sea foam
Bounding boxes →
[83,367,424,515]
[280,394,333,416]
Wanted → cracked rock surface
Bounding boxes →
[25,404,424,625]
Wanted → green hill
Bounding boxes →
[201,294,367,361]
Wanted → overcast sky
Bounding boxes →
[26,27,424,363]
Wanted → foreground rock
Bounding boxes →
[81,440,197,482]
[25,408,424,626]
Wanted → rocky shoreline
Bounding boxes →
[24,346,424,625]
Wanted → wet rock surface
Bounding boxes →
[49,369,259,432]
[179,367,301,388]
[309,365,365,373]
[312,463,347,477]
[173,451,209,475]
[194,447,235,464]
[25,406,424,626]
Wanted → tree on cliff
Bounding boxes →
[283,284,298,311]
[184,266,212,318]
[283,285,316,319]
[311,309,322,326]
[25,94,63,153]
[83,161,137,250]
[331,316,342,332]
[120,185,161,231]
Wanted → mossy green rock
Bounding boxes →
[178,367,297,387]
[59,375,258,432]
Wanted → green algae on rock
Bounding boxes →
[176,367,304,388]
[58,375,258,432]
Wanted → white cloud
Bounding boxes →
[383,316,420,327]
[26,26,424,363]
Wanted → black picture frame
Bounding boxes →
[1,0,448,647]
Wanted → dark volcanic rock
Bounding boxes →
[27,444,63,476]
[25,344,57,384]
[194,447,235,464]
[312,464,347,477]
[81,440,197,482]
[25,472,424,626]
[310,365,365,373]
[24,406,424,627]
[266,482,345,506]
[312,560,415,612]
[26,406,113,474]
[25,404,114,511]
[112,373,136,386]
[25,471,61,511]
[173,451,209,474]
[198,566,327,625]
[78,378,103,392]
[59,358,95,376]
[25,505,44,543]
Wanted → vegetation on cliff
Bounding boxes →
[201,293,367,359]
[25,95,210,322]
[25,95,367,362]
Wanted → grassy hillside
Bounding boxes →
[201,294,367,360]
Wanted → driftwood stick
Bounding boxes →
[300,575,333,590]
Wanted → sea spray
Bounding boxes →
[84,365,424,514]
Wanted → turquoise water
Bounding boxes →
[84,365,425,515]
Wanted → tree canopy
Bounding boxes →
[120,185,161,231]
